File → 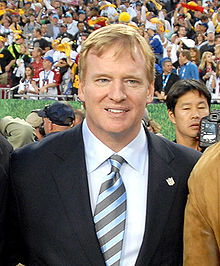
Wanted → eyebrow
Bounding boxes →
[180,100,208,107]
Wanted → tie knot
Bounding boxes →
[109,154,124,173]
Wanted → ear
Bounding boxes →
[146,81,155,104]
[168,109,176,125]
[78,78,85,102]
[49,120,53,132]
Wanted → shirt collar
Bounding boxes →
[82,119,147,175]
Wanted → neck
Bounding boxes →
[35,57,41,63]
[176,134,198,150]
[87,121,141,153]
[163,71,170,75]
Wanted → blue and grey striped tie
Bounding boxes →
[94,154,127,266]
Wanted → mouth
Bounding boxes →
[190,123,200,129]
[105,108,127,114]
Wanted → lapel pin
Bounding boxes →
[166,177,175,186]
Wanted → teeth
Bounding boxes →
[108,109,125,113]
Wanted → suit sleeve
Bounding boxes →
[184,143,220,265]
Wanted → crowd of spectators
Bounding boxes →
[0,0,220,102]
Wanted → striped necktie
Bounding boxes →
[94,154,127,266]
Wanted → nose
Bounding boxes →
[108,81,126,102]
[191,108,200,119]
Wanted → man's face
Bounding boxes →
[78,22,84,32]
[168,90,210,140]
[124,1,130,7]
[147,28,154,37]
[43,59,52,70]
[207,32,215,42]
[178,52,186,66]
[78,44,154,144]
[41,24,48,34]
[33,29,38,38]
[32,48,39,58]
[178,26,186,37]
[163,61,173,74]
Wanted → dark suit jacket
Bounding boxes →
[4,124,201,265]
[154,72,180,95]
[0,134,13,263]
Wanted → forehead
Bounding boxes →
[176,90,208,106]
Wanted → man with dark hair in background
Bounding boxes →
[166,79,211,151]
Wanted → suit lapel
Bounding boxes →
[49,125,105,266]
[136,131,179,265]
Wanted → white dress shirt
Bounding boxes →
[82,119,148,266]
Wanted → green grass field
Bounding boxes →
[0,100,219,141]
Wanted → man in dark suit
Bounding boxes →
[154,58,179,102]
[4,24,201,265]
[0,134,12,264]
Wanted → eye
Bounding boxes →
[128,80,137,84]
[96,78,109,84]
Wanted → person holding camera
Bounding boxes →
[37,102,75,136]
[166,79,211,151]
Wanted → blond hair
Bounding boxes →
[199,51,215,70]
[79,24,155,84]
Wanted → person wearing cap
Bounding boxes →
[123,0,136,20]
[147,24,163,63]
[37,102,75,135]
[26,110,44,141]
[57,24,75,42]
[47,13,61,40]
[66,12,79,36]
[118,11,131,24]
[198,22,209,35]
[0,35,15,84]
[37,56,61,100]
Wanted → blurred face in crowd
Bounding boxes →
[41,24,48,35]
[167,46,172,57]
[43,59,53,71]
[178,26,186,37]
[78,22,85,32]
[168,90,210,140]
[25,66,33,78]
[207,32,215,42]
[163,61,173,75]
[32,47,40,59]
[205,52,213,63]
